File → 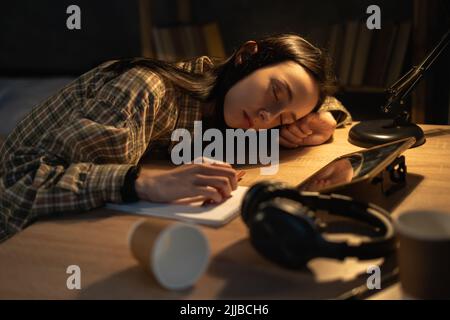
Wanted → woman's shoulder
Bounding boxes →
[173,55,215,74]
[97,60,169,100]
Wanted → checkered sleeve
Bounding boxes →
[0,67,166,241]
[317,96,352,127]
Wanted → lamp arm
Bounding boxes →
[382,28,450,115]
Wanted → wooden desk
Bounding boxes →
[1,124,450,299]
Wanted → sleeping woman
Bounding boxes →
[0,33,351,241]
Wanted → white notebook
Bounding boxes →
[106,186,248,227]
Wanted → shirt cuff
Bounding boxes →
[317,96,353,127]
[120,165,141,203]
[86,164,136,204]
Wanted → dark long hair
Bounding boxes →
[104,32,337,129]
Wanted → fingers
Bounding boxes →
[287,123,308,138]
[279,136,300,149]
[297,119,313,136]
[281,126,302,143]
[194,174,233,199]
[194,156,232,168]
[197,172,245,205]
[284,112,337,148]
[191,163,238,191]
[195,186,223,203]
[280,119,314,148]
[211,161,233,169]
[280,122,314,147]
[318,111,337,128]
[302,133,328,146]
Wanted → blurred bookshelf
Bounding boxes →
[138,0,225,62]
[136,0,449,125]
[305,8,418,122]
[309,18,413,121]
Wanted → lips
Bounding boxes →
[243,111,254,128]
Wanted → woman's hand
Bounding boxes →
[134,159,238,203]
[279,111,337,148]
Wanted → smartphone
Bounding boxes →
[297,137,416,193]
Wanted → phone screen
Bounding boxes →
[298,139,411,192]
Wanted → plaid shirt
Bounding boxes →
[0,55,351,242]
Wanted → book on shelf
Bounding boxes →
[328,24,345,75]
[385,21,412,87]
[202,22,226,59]
[149,21,225,62]
[349,23,374,87]
[307,20,412,91]
[175,25,189,58]
[339,21,359,86]
[378,23,398,87]
[192,25,207,57]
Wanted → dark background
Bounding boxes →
[0,0,416,74]
[0,0,449,124]
[0,0,142,74]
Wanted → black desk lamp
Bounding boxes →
[349,28,450,148]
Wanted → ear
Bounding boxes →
[234,40,258,66]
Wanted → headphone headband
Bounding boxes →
[241,181,396,268]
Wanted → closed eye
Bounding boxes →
[272,82,279,101]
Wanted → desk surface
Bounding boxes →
[1,123,450,299]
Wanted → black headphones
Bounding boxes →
[241,181,396,269]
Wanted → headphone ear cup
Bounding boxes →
[241,181,287,226]
[248,200,319,269]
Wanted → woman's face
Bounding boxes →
[223,60,320,130]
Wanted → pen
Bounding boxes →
[336,267,400,300]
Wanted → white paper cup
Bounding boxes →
[128,219,210,290]
[395,210,450,299]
